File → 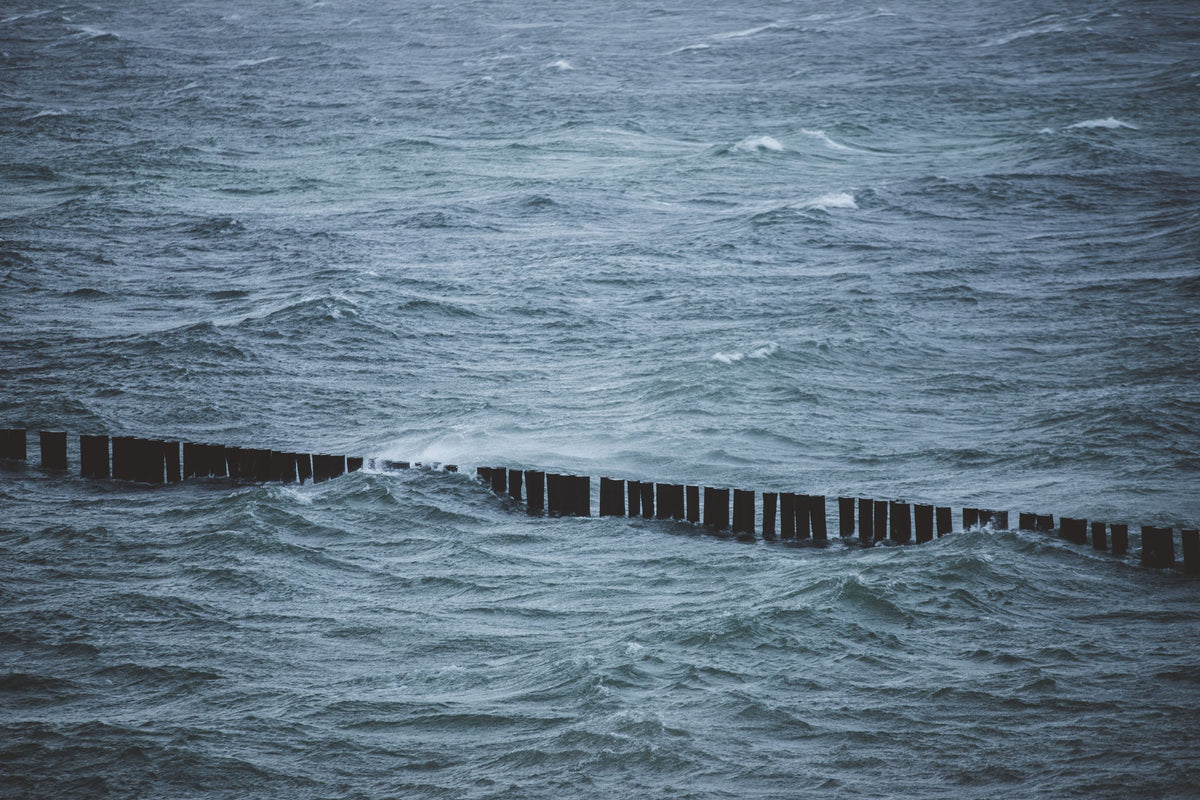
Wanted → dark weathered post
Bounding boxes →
[571,475,591,517]
[640,482,655,519]
[658,484,684,520]
[1035,514,1054,533]
[347,456,364,473]
[508,469,523,502]
[993,511,1009,529]
[525,470,545,514]
[763,492,777,538]
[546,473,563,515]
[839,497,855,537]
[1111,523,1128,556]
[795,495,811,539]
[1141,526,1174,568]
[0,429,26,461]
[810,495,828,541]
[780,493,795,539]
[936,506,952,537]
[627,480,641,518]
[490,467,506,494]
[297,453,313,484]
[1181,529,1199,576]
[963,508,979,530]
[686,485,700,523]
[1091,521,1107,551]
[208,445,227,478]
[40,431,67,471]
[599,477,624,516]
[164,441,181,483]
[80,435,109,479]
[890,501,912,544]
[859,498,874,542]
[704,487,730,530]
[1061,518,1088,545]
[873,500,888,541]
[914,504,933,544]
[1018,512,1036,531]
[732,489,755,536]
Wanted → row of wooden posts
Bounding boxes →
[2,428,1195,574]
[475,465,1199,575]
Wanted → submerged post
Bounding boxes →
[627,480,641,518]
[1141,526,1175,569]
[40,431,67,471]
[80,434,109,479]
[1182,529,1199,576]
[525,470,545,514]
[490,467,506,495]
[763,492,777,539]
[890,501,912,544]
[658,484,684,520]
[873,500,888,542]
[1111,523,1129,556]
[936,506,952,537]
[914,504,934,544]
[640,482,655,519]
[859,497,874,543]
[704,487,730,531]
[732,489,755,536]
[780,493,795,539]
[508,469,523,503]
[795,494,811,540]
[1061,518,1088,545]
[0,429,26,461]
[810,495,828,541]
[599,477,624,517]
[686,485,700,523]
[1091,521,1108,551]
[839,497,855,538]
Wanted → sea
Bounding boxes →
[2,0,1198,797]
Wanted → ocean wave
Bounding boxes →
[1066,117,1139,130]
[713,23,780,40]
[712,341,779,364]
[800,128,867,153]
[731,135,784,152]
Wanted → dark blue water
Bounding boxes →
[2,1,1199,797]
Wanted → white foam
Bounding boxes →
[713,341,779,364]
[714,23,779,39]
[733,135,784,152]
[800,128,864,153]
[801,191,858,211]
[546,59,573,71]
[232,56,281,68]
[670,43,711,54]
[712,351,743,364]
[748,342,779,359]
[1067,117,1139,130]
[21,108,69,122]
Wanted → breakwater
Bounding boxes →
[3,427,1196,575]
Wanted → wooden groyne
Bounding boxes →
[2,427,1196,575]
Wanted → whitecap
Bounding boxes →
[714,23,779,39]
[712,351,744,364]
[546,59,573,70]
[21,108,69,122]
[748,342,779,359]
[669,43,711,54]
[800,191,858,211]
[1067,117,1139,130]
[232,56,281,69]
[733,135,784,152]
[800,128,864,153]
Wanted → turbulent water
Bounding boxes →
[2,0,1199,797]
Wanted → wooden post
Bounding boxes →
[795,494,811,539]
[704,487,729,530]
[164,441,181,483]
[838,497,855,537]
[546,473,563,515]
[810,495,827,541]
[993,511,1009,529]
[914,504,933,544]
[873,500,888,541]
[936,506,952,537]
[763,492,777,539]
[297,453,313,484]
[686,485,700,523]
[40,431,67,471]
[1018,512,1036,530]
[525,470,545,514]
[599,477,624,516]
[627,480,641,518]
[732,489,755,536]
[1035,514,1054,533]
[0,428,26,461]
[508,469,523,502]
[1091,521,1108,551]
[859,498,873,542]
[490,466,506,494]
[80,435,109,479]
[1181,529,1199,576]
[963,508,979,530]
[1141,526,1175,568]
[658,484,684,520]
[890,501,912,544]
[571,475,590,517]
[780,493,795,539]
[1061,518,1087,545]
[1111,523,1128,556]
[347,456,364,473]
[639,482,654,519]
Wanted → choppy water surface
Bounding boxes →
[2,1,1198,797]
